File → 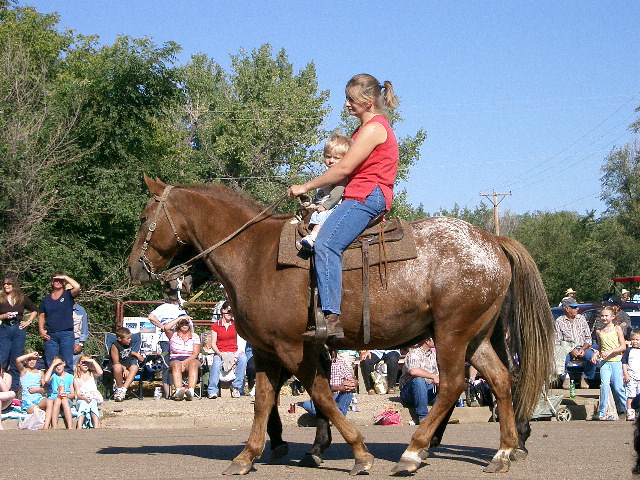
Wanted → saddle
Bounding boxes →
[278,214,418,344]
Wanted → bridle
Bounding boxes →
[136,183,289,283]
[138,185,186,280]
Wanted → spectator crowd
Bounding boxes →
[5,275,640,430]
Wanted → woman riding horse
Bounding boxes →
[287,73,398,342]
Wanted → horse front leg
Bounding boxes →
[295,363,374,475]
[223,355,281,475]
[266,368,295,463]
[470,340,520,473]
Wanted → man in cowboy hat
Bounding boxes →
[558,288,578,307]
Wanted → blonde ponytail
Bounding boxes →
[382,80,398,110]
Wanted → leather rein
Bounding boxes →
[137,184,288,283]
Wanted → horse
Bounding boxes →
[126,175,555,475]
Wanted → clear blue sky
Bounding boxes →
[35,1,639,215]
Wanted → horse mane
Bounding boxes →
[178,183,291,220]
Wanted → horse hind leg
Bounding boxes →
[223,355,281,475]
[470,340,521,473]
[392,347,467,475]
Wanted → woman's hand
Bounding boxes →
[287,184,309,198]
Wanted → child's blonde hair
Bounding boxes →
[345,74,398,112]
[323,133,351,157]
[75,354,93,377]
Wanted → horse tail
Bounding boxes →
[497,235,555,421]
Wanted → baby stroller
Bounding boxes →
[531,390,571,421]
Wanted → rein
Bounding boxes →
[137,184,289,282]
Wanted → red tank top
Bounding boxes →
[344,115,398,211]
[211,320,238,352]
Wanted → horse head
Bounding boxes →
[126,175,190,284]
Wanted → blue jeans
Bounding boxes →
[597,361,627,416]
[301,391,353,416]
[566,348,598,379]
[44,330,75,374]
[314,186,387,314]
[0,323,27,392]
[207,353,248,395]
[400,377,438,422]
[159,341,170,385]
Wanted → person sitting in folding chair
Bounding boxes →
[108,328,144,402]
[164,314,201,401]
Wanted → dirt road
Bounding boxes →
[3,421,635,479]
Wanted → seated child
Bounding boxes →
[16,350,48,418]
[44,356,74,429]
[74,355,104,428]
[111,327,145,402]
[0,362,16,430]
[623,328,640,421]
[300,133,350,250]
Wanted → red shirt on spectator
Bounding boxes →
[211,320,237,352]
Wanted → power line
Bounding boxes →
[496,92,640,190]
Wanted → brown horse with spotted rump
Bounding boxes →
[126,175,554,475]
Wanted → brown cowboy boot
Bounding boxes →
[301,313,345,341]
[325,313,344,340]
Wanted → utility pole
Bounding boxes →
[480,191,512,235]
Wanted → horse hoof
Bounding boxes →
[391,457,420,475]
[268,443,289,463]
[299,453,323,467]
[222,461,253,475]
[483,457,511,473]
[510,448,528,461]
[350,453,374,475]
[418,449,429,461]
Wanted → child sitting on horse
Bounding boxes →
[300,133,351,251]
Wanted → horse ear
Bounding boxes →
[155,177,166,187]
[143,174,164,196]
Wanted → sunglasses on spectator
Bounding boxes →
[3,282,13,285]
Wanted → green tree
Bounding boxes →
[600,139,640,237]
[179,45,330,204]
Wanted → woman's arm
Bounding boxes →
[20,311,38,330]
[60,275,80,297]
[188,342,201,361]
[163,319,180,339]
[38,312,50,341]
[210,330,221,356]
[288,122,388,196]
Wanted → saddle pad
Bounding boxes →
[278,219,418,271]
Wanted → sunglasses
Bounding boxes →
[3,282,13,286]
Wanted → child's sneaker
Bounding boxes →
[628,409,636,421]
[114,387,126,402]
[185,388,194,401]
[300,235,315,251]
[231,388,241,398]
[173,388,185,401]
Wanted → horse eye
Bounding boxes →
[140,216,148,224]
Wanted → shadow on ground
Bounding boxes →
[97,440,495,469]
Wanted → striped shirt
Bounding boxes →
[169,332,201,359]
[330,357,354,389]
[398,346,438,390]
[555,314,591,346]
